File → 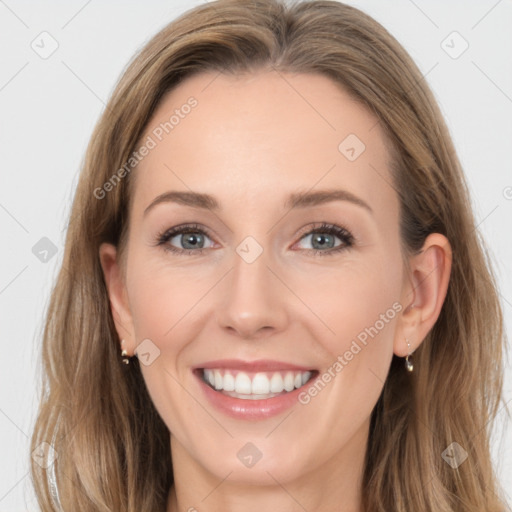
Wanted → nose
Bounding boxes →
[215,246,289,340]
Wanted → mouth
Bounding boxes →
[194,368,318,400]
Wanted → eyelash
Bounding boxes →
[154,222,355,257]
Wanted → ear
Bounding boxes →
[99,242,136,356]
[394,233,452,357]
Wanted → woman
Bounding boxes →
[30,0,509,510]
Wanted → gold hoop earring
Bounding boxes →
[121,349,130,364]
[405,338,414,372]
[120,340,131,365]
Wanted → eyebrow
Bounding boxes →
[143,188,373,216]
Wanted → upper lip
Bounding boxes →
[194,359,316,372]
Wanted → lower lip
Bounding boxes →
[194,370,317,421]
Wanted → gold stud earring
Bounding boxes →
[405,338,414,372]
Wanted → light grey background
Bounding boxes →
[0,0,511,510]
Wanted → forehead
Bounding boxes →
[131,70,396,218]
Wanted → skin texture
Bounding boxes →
[99,70,452,512]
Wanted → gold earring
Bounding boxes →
[120,340,130,364]
[121,349,130,364]
[405,338,414,372]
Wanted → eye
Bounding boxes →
[294,222,354,256]
[155,223,215,255]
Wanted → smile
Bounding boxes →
[201,368,315,399]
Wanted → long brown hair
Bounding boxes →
[30,1,509,510]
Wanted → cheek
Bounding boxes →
[124,257,205,436]
[293,250,402,426]
[296,251,403,358]
[126,252,206,344]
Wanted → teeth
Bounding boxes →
[202,369,312,395]
[252,373,270,394]
[214,371,223,390]
[270,372,284,393]
[283,372,295,392]
[223,372,235,391]
[234,372,252,394]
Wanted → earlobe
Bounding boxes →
[394,233,452,357]
[98,242,135,356]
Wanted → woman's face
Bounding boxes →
[105,70,412,486]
